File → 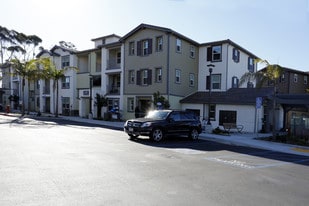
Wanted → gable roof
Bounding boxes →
[91,34,121,42]
[120,23,199,46]
[259,65,308,75]
[180,88,274,105]
[36,49,60,58]
[200,39,259,59]
[50,45,77,54]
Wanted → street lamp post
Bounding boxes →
[207,64,215,125]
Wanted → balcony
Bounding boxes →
[43,86,50,94]
[107,85,120,95]
[106,60,121,70]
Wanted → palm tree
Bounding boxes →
[40,58,77,117]
[94,93,108,119]
[239,59,283,137]
[9,58,40,114]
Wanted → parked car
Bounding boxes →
[124,110,202,142]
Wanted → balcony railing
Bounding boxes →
[106,60,121,70]
[43,86,50,94]
[107,85,120,95]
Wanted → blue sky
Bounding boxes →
[1,0,308,71]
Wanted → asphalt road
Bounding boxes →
[1,115,309,206]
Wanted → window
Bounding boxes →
[232,48,240,63]
[142,69,148,85]
[92,76,101,87]
[62,76,70,89]
[219,110,237,125]
[129,41,135,55]
[128,70,135,84]
[127,98,134,112]
[190,45,195,58]
[155,67,162,83]
[279,73,285,83]
[156,36,163,52]
[176,38,182,53]
[61,55,70,68]
[304,76,308,84]
[248,57,254,72]
[206,74,221,90]
[209,104,216,121]
[143,41,148,56]
[107,99,119,112]
[207,45,222,62]
[175,69,181,83]
[36,80,40,90]
[62,97,70,113]
[212,74,221,89]
[294,74,298,83]
[137,39,152,56]
[189,73,194,86]
[136,69,152,86]
[117,52,121,64]
[232,76,239,88]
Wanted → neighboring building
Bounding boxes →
[181,39,262,132]
[36,45,78,115]
[260,67,309,136]
[76,34,122,119]
[75,47,102,118]
[0,63,16,110]
[120,24,199,119]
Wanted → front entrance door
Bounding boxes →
[137,97,152,117]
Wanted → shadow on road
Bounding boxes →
[129,136,309,167]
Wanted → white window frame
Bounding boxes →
[156,36,163,52]
[190,45,195,58]
[129,70,135,84]
[175,69,181,83]
[294,74,298,83]
[189,73,194,86]
[62,76,70,89]
[176,38,182,53]
[212,74,221,89]
[212,45,221,61]
[127,98,134,112]
[143,40,149,56]
[142,69,148,85]
[155,67,162,83]
[304,76,308,84]
[129,41,135,55]
[61,55,70,68]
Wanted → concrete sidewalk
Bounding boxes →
[2,112,309,157]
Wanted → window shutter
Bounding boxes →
[207,47,212,61]
[206,76,210,89]
[148,39,152,55]
[147,69,152,85]
[136,70,141,85]
[137,41,142,56]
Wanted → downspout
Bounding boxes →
[225,44,229,91]
[166,33,170,101]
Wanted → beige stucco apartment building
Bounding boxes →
[120,24,199,119]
